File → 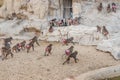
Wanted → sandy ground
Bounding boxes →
[0,40,120,80]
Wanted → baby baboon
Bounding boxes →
[44,44,53,56]
[97,3,103,12]
[63,51,79,65]
[26,40,34,53]
[102,26,109,39]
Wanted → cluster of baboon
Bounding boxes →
[96,25,109,39]
[0,36,78,65]
[1,36,40,60]
[97,2,117,13]
[49,17,80,27]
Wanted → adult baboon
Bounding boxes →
[1,47,13,60]
[4,37,13,44]
[12,43,21,53]
[107,4,111,13]
[63,51,79,65]
[19,40,26,50]
[30,36,40,46]
[62,37,74,45]
[44,44,53,56]
[102,26,109,39]
[97,3,103,12]
[26,40,34,53]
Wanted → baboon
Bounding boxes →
[1,47,13,60]
[62,46,74,59]
[12,12,17,17]
[19,40,26,50]
[26,40,34,53]
[44,44,53,56]
[65,46,74,56]
[62,37,74,45]
[48,26,54,33]
[12,43,21,53]
[97,3,103,12]
[102,26,109,39]
[96,25,101,33]
[112,3,117,12]
[30,36,40,46]
[4,37,13,44]
[63,51,79,65]
[107,4,111,13]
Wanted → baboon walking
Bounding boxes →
[4,37,13,44]
[1,47,13,60]
[20,40,26,50]
[30,36,40,46]
[107,4,111,13]
[102,26,109,39]
[63,51,79,65]
[44,44,53,56]
[26,40,34,53]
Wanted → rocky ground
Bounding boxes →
[0,40,120,80]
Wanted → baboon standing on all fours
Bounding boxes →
[26,40,34,53]
[62,37,75,45]
[30,36,40,46]
[19,40,26,50]
[63,51,79,65]
[65,46,74,56]
[1,47,13,60]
